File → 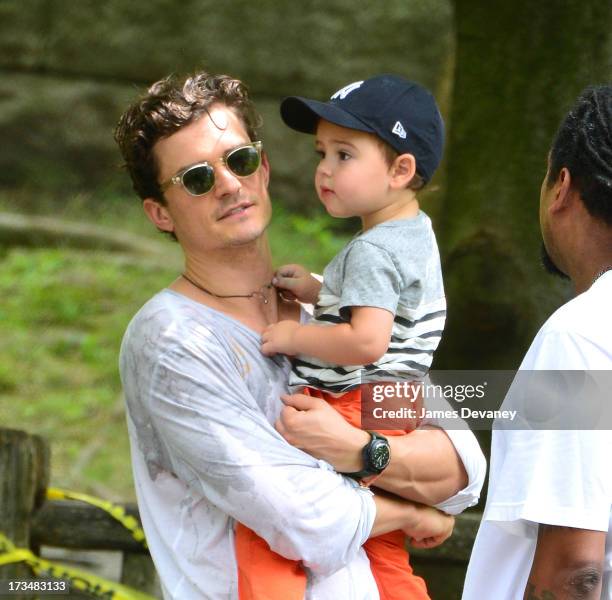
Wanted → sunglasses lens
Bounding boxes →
[182,165,215,196]
[227,145,261,177]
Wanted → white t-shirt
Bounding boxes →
[120,290,486,600]
[463,272,612,599]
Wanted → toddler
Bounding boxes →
[239,74,449,600]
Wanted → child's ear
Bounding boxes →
[390,153,417,189]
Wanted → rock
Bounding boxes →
[0,0,452,211]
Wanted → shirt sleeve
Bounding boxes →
[484,329,612,536]
[432,428,487,515]
[339,240,412,317]
[416,398,487,515]
[485,429,612,535]
[146,330,376,576]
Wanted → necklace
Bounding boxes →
[182,273,275,304]
[592,265,612,286]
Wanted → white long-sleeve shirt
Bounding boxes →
[120,289,485,599]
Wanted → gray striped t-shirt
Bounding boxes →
[290,211,446,392]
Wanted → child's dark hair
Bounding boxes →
[376,138,426,191]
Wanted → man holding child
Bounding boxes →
[115,71,485,599]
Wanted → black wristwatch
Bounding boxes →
[346,431,391,480]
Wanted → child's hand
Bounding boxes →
[403,505,454,549]
[273,264,322,305]
[261,320,301,356]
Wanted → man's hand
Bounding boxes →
[261,320,301,356]
[275,393,369,472]
[403,504,454,549]
[273,264,322,305]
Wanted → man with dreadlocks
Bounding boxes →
[463,85,612,599]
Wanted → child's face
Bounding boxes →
[314,120,394,221]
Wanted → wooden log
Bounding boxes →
[409,511,482,600]
[120,552,159,596]
[33,498,483,559]
[32,496,482,560]
[31,500,147,554]
[0,428,50,581]
[0,212,166,256]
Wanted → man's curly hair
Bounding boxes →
[114,72,262,204]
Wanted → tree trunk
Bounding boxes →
[436,0,612,370]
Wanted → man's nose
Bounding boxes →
[214,164,242,197]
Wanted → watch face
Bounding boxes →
[370,440,390,471]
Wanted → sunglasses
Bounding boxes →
[160,141,263,197]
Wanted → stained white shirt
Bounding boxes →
[120,290,485,599]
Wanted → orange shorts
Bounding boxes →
[235,386,429,600]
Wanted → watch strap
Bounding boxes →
[345,431,390,479]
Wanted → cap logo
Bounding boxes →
[392,121,407,139]
[331,81,364,100]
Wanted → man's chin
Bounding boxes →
[226,224,270,248]
[540,242,569,280]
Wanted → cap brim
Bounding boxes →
[280,97,374,135]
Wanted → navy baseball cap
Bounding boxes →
[280,74,445,183]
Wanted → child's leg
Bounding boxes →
[233,386,427,599]
[316,386,430,600]
[364,531,430,600]
[234,522,306,600]
[231,387,352,600]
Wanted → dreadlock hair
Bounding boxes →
[548,84,612,225]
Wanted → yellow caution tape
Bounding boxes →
[47,488,147,549]
[0,531,156,600]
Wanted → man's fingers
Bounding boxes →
[274,417,286,436]
[275,407,301,443]
[409,534,447,549]
[410,538,434,549]
[280,393,320,411]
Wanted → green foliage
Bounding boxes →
[0,247,176,499]
[270,206,351,272]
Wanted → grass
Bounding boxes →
[0,194,350,500]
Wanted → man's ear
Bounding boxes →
[390,153,417,189]
[261,151,271,187]
[143,198,175,233]
[550,167,573,214]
